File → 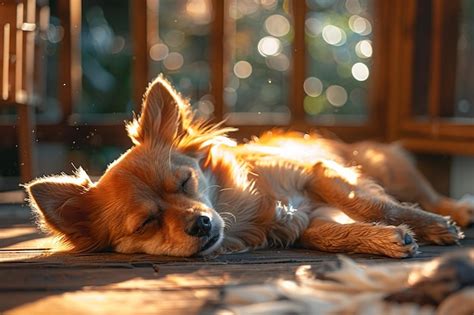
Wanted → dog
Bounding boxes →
[25,75,473,258]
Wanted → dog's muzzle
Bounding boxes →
[185,214,224,255]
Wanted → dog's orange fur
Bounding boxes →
[25,75,473,258]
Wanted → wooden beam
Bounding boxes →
[210,0,224,121]
[400,119,474,140]
[17,103,36,183]
[290,0,306,124]
[386,0,417,142]
[401,137,474,156]
[370,1,391,140]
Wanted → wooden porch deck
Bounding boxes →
[1,204,473,315]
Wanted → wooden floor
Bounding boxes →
[1,205,473,315]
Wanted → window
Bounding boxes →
[387,0,474,155]
[1,0,473,184]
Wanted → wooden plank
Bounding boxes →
[2,289,217,315]
[0,248,367,265]
[0,263,299,291]
[0,225,52,250]
[400,120,474,141]
[1,236,472,266]
[0,217,472,315]
[0,190,25,204]
[401,137,474,156]
[1,246,473,314]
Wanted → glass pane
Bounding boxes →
[224,0,292,124]
[411,0,431,117]
[149,0,212,118]
[305,0,373,121]
[37,0,62,123]
[454,0,474,118]
[79,0,133,114]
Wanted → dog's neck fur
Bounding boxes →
[200,141,310,254]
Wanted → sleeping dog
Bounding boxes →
[25,75,473,257]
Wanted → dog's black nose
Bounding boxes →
[187,216,212,237]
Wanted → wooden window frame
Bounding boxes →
[386,0,474,156]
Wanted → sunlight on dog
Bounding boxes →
[25,74,471,258]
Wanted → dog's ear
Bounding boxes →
[25,169,105,251]
[127,74,187,145]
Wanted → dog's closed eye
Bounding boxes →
[179,170,197,195]
[134,215,157,234]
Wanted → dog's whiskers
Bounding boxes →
[220,212,237,224]
[167,145,173,171]
[219,187,235,193]
[199,184,221,196]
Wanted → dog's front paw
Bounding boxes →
[368,225,418,258]
[415,216,464,245]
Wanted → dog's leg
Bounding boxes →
[299,216,418,258]
[347,142,473,227]
[307,161,462,244]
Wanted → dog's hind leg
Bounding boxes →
[346,142,474,227]
[306,160,462,245]
[298,209,418,258]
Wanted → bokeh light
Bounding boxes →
[197,98,215,115]
[149,43,169,61]
[306,0,373,118]
[326,85,348,107]
[322,25,346,46]
[233,61,253,79]
[304,95,326,115]
[225,0,292,114]
[304,77,323,97]
[345,0,363,14]
[258,36,282,57]
[305,17,323,37]
[355,39,372,58]
[261,0,278,10]
[351,62,369,81]
[348,15,372,35]
[163,52,184,70]
[185,0,212,25]
[264,14,291,37]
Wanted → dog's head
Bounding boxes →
[26,75,225,256]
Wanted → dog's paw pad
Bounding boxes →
[419,216,464,245]
[383,226,418,258]
[403,233,413,245]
